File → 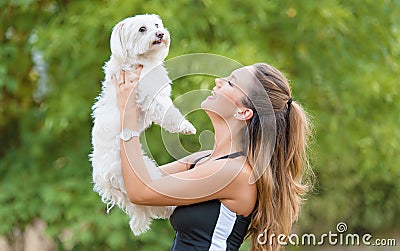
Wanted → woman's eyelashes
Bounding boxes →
[222,78,234,87]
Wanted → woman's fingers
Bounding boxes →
[115,71,125,89]
[116,65,142,89]
[134,65,143,76]
[124,70,130,85]
[114,67,142,111]
[128,65,143,88]
[121,70,125,84]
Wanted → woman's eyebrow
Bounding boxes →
[229,74,247,93]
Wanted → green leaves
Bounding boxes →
[1,0,399,249]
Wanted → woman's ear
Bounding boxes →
[235,108,253,121]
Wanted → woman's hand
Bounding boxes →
[114,65,143,114]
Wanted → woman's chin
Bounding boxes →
[201,100,212,113]
[200,99,209,109]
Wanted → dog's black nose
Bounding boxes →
[156,31,164,39]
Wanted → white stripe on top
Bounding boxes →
[208,202,237,250]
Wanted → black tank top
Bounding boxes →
[169,152,253,251]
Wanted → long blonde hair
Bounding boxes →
[242,63,314,251]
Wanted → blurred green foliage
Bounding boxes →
[1,0,399,250]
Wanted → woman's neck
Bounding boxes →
[210,116,244,158]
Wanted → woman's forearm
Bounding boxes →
[120,108,151,202]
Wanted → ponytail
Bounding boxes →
[243,63,314,251]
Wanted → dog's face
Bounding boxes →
[110,14,170,63]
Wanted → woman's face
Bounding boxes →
[201,66,255,119]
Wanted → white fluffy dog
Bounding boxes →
[90,14,196,235]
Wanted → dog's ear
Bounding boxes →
[110,21,127,63]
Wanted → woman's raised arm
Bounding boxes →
[115,68,247,207]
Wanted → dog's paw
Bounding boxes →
[179,120,196,135]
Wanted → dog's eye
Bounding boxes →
[139,26,147,32]
[155,24,159,28]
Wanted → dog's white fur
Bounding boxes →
[90,14,196,235]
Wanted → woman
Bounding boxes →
[115,63,313,251]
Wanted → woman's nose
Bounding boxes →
[214,78,222,88]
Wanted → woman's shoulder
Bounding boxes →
[182,150,213,164]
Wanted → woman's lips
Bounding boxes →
[207,91,216,100]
